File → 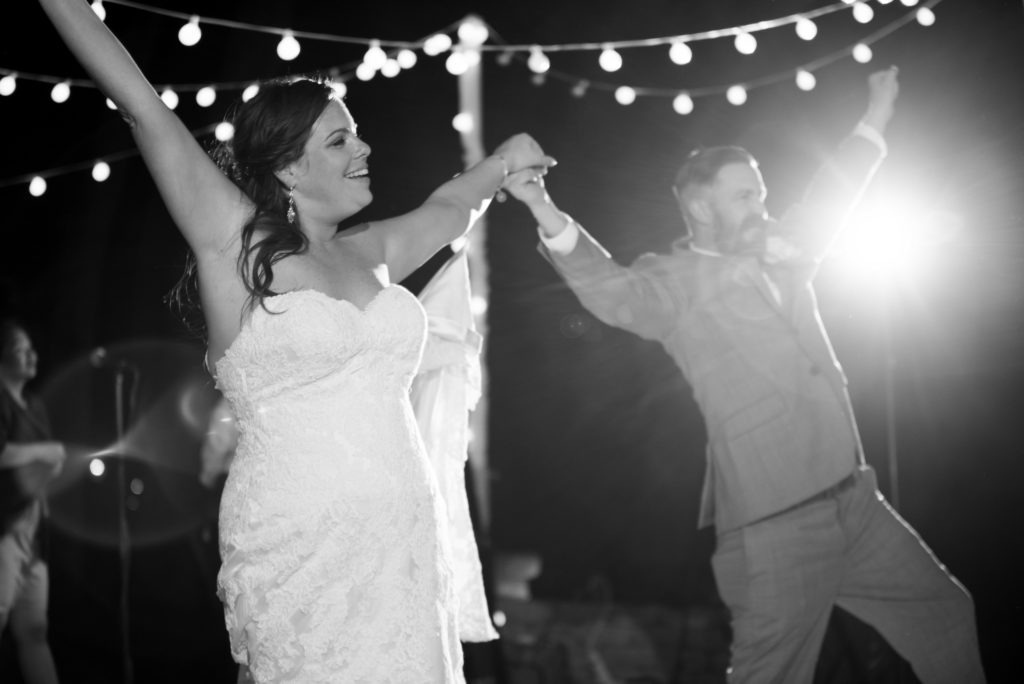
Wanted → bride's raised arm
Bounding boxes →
[38,0,248,258]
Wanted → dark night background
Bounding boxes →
[2,0,1022,681]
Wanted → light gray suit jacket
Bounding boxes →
[542,134,885,532]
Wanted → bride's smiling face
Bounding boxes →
[289,100,373,223]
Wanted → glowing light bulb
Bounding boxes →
[853,3,875,23]
[726,85,748,105]
[363,41,387,70]
[669,41,692,65]
[277,31,300,61]
[381,59,400,78]
[877,0,894,4]
[599,47,622,72]
[614,86,636,105]
[445,51,469,75]
[852,43,873,64]
[0,73,15,96]
[214,121,235,142]
[196,86,216,108]
[796,69,816,91]
[916,8,936,26]
[355,62,376,82]
[29,176,47,197]
[90,1,105,21]
[672,93,694,115]
[452,112,474,133]
[92,161,111,182]
[51,81,71,103]
[527,47,550,74]
[160,88,179,110]
[571,80,589,98]
[89,458,105,476]
[795,17,818,41]
[105,97,117,110]
[900,0,919,6]
[457,18,489,47]
[396,49,417,69]
[734,31,757,55]
[241,84,259,102]
[330,81,347,98]
[470,296,488,316]
[423,33,452,57]
[178,16,201,46]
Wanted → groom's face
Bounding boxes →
[709,162,768,256]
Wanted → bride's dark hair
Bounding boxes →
[169,77,337,335]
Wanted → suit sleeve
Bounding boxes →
[539,221,685,342]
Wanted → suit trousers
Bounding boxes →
[711,465,985,684]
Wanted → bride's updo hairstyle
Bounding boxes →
[170,77,338,329]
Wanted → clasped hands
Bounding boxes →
[492,133,556,206]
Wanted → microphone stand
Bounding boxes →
[113,364,137,684]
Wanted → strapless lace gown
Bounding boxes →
[214,286,464,684]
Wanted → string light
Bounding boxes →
[92,161,111,182]
[672,93,694,114]
[571,80,589,98]
[726,85,748,105]
[363,41,387,71]
[423,33,452,57]
[495,50,514,66]
[396,49,418,69]
[598,47,622,73]
[276,31,301,61]
[105,98,117,110]
[527,47,550,74]
[614,86,636,105]
[734,31,757,55]
[90,1,106,21]
[214,122,234,142]
[51,81,71,104]
[668,41,692,65]
[900,0,920,5]
[452,112,474,133]
[852,42,873,63]
[160,87,179,110]
[195,86,216,107]
[916,7,936,25]
[329,81,347,98]
[445,51,469,75]
[852,3,875,23]
[796,69,817,91]
[178,16,202,46]
[795,17,818,40]
[29,176,47,197]
[381,59,401,78]
[355,62,376,81]
[457,17,489,47]
[0,73,15,96]
[241,84,259,102]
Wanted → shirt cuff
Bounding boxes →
[854,121,887,158]
[538,219,580,255]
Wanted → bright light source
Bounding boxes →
[672,93,694,115]
[734,31,757,55]
[423,33,452,57]
[105,97,117,110]
[89,458,106,477]
[457,18,489,46]
[614,86,636,105]
[795,17,818,41]
[527,47,550,74]
[0,73,16,96]
[196,86,216,107]
[178,16,202,46]
[355,62,376,81]
[916,8,936,26]
[92,161,111,182]
[277,31,300,61]
[214,121,235,141]
[363,41,387,70]
[492,610,507,628]
[381,59,401,78]
[599,47,622,72]
[396,49,417,69]
[668,41,692,65]
[160,88,179,110]
[726,84,747,105]
[330,81,347,98]
[242,84,259,102]
[445,51,469,75]
[852,43,873,64]
[29,176,47,197]
[853,3,875,23]
[470,295,489,316]
[900,0,920,6]
[452,111,474,133]
[51,81,71,103]
[796,69,816,91]
[90,1,106,21]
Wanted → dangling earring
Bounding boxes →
[286,185,297,224]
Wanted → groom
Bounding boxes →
[505,67,986,683]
